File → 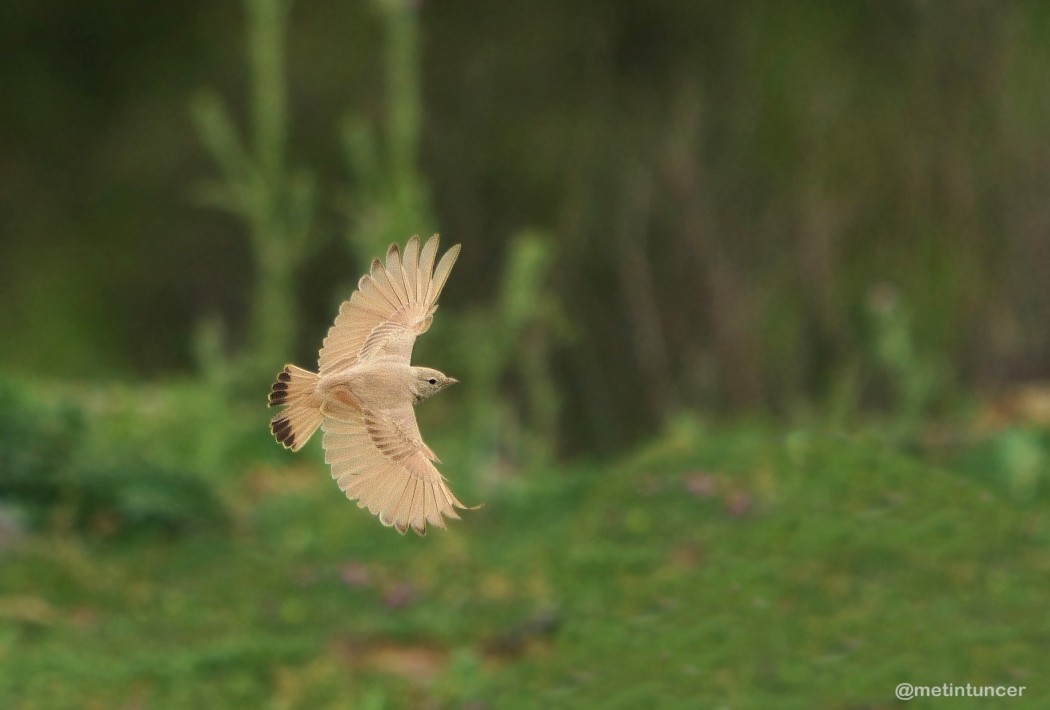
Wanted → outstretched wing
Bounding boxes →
[318,235,461,374]
[320,397,471,535]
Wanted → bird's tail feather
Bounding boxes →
[269,365,323,451]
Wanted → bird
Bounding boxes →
[267,234,474,535]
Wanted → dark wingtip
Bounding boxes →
[277,370,291,383]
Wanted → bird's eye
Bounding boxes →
[428,378,437,384]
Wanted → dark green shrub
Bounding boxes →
[0,378,227,538]
[0,377,83,521]
[64,458,228,538]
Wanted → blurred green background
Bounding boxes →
[2,0,1049,707]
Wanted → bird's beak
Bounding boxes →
[448,377,459,385]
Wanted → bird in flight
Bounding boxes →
[268,235,474,535]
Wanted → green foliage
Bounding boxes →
[62,459,228,538]
[192,0,317,390]
[5,2,1050,450]
[4,4,1049,704]
[954,426,1050,503]
[455,231,569,477]
[866,284,950,440]
[334,1,572,469]
[2,424,1047,706]
[0,378,227,538]
[0,378,84,521]
[340,0,433,264]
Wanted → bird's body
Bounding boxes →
[324,364,417,408]
[267,235,472,535]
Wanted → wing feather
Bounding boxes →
[426,243,461,309]
[384,243,410,306]
[417,235,439,304]
[369,259,404,309]
[402,235,420,302]
[320,398,469,535]
[424,482,444,527]
[317,236,461,374]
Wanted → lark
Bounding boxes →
[268,235,474,535]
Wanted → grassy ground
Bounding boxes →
[1,415,1047,708]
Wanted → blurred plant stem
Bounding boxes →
[187,0,570,478]
[337,1,569,478]
[458,232,569,483]
[340,0,432,263]
[192,0,316,393]
[867,284,948,444]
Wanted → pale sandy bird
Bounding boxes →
[268,235,474,535]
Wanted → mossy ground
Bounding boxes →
[1,416,1046,708]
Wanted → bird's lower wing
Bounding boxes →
[320,398,469,535]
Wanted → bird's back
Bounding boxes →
[324,361,415,411]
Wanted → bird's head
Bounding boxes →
[411,367,458,402]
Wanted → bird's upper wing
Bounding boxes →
[320,396,470,535]
[318,235,461,374]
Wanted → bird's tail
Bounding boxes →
[268,364,323,451]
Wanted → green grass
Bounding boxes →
[1,417,1047,708]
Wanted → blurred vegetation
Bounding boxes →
[3,421,1050,706]
[455,231,569,481]
[1,0,1049,705]
[3,0,1050,452]
[192,0,316,394]
[0,377,227,538]
[340,0,433,261]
